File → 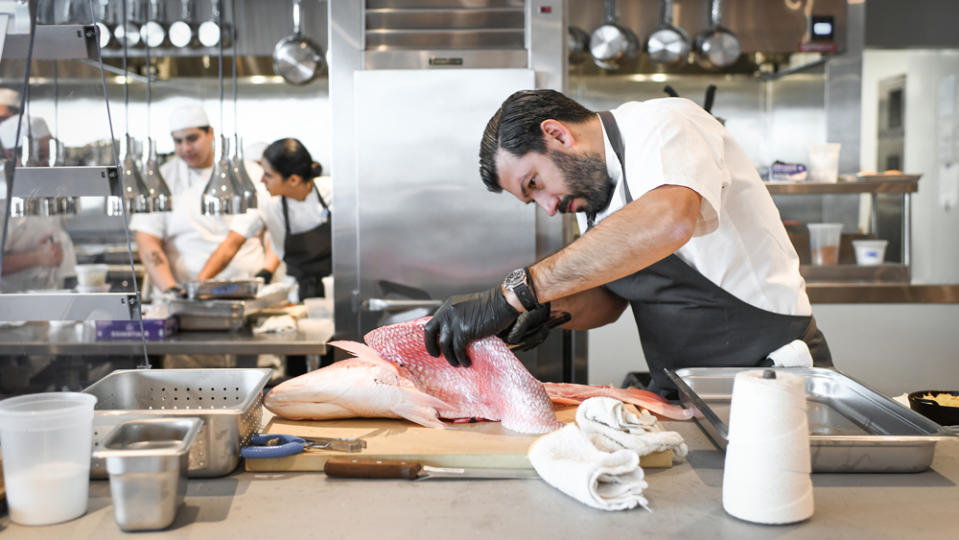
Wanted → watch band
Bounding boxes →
[505,267,539,311]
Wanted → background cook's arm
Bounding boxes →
[525,185,702,319]
[196,231,247,280]
[135,231,178,292]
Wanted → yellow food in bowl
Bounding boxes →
[921,393,959,407]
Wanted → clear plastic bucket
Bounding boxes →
[808,223,843,265]
[808,143,841,183]
[0,392,97,525]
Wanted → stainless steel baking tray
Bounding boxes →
[186,279,261,300]
[85,368,271,478]
[667,367,955,473]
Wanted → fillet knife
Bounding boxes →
[323,458,539,480]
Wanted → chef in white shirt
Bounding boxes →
[196,138,331,302]
[129,104,266,297]
[0,115,76,293]
[0,88,21,123]
[424,90,832,397]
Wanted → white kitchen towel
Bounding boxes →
[528,423,650,512]
[766,339,813,368]
[576,397,688,460]
[252,315,297,335]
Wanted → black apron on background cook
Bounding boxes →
[281,185,331,299]
[595,111,831,398]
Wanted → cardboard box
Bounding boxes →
[95,318,177,341]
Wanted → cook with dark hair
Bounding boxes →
[197,137,331,300]
[424,89,831,397]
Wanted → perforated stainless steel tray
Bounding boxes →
[84,368,270,478]
[667,367,955,473]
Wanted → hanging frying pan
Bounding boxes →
[198,0,230,48]
[94,0,114,49]
[589,0,638,71]
[139,0,166,49]
[694,0,741,69]
[273,0,325,85]
[113,0,141,48]
[568,25,589,55]
[646,0,688,65]
[167,0,195,48]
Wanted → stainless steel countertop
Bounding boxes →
[807,283,959,303]
[2,418,956,538]
[0,320,332,356]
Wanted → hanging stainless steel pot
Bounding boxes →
[139,0,166,49]
[94,0,114,49]
[113,0,141,48]
[646,0,689,65]
[694,0,741,69]
[273,0,325,85]
[589,0,639,71]
[568,25,589,55]
[198,0,231,49]
[168,0,195,48]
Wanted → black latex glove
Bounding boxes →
[499,303,571,352]
[166,285,188,299]
[254,268,273,284]
[424,286,518,367]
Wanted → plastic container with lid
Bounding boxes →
[852,239,887,266]
[0,392,97,525]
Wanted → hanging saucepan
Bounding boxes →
[589,0,638,71]
[139,0,166,49]
[694,0,741,69]
[198,0,230,48]
[93,0,114,49]
[113,0,141,48]
[646,0,688,65]
[167,0,195,48]
[568,25,589,55]
[273,0,325,85]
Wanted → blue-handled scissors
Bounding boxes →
[241,434,367,459]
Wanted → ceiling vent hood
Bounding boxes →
[364,0,529,69]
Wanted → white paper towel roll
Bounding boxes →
[722,369,813,525]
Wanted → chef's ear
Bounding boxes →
[287,173,304,186]
[540,119,574,148]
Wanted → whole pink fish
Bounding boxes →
[264,318,563,434]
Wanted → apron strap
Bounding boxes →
[281,184,328,235]
[597,111,634,205]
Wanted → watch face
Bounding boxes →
[504,269,526,289]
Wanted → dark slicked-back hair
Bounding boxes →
[479,89,595,192]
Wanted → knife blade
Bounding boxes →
[323,458,539,480]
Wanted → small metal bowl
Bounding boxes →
[94,417,203,531]
[908,391,959,426]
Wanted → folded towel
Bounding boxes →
[528,424,649,512]
[766,339,813,368]
[252,315,297,335]
[576,397,688,460]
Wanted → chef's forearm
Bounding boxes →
[196,232,246,280]
[550,286,628,330]
[135,231,178,291]
[1,251,40,275]
[530,184,701,304]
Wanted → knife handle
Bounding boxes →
[323,458,423,479]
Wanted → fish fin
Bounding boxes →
[330,340,387,362]
[549,396,583,406]
[392,400,448,429]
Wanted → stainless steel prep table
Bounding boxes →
[0,321,331,357]
[2,418,956,538]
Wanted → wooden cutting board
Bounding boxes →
[245,406,672,472]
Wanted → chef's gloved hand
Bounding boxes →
[254,268,273,284]
[164,285,188,299]
[424,286,518,367]
[499,304,571,352]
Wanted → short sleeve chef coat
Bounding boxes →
[575,98,811,317]
[129,156,265,285]
[228,176,332,261]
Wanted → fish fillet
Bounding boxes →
[543,382,694,421]
[363,318,564,434]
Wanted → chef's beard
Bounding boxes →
[548,149,615,216]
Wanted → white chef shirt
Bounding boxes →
[576,98,811,316]
[230,176,332,261]
[129,156,266,286]
[0,213,76,292]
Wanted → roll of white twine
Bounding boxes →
[722,369,814,525]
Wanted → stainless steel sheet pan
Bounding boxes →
[667,367,954,472]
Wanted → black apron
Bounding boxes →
[281,185,331,299]
[595,111,831,397]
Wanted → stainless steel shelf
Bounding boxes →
[1,24,98,60]
[0,293,137,322]
[10,166,120,198]
[764,176,920,195]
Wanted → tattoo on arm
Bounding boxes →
[147,250,166,266]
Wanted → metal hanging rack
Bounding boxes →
[231,0,257,211]
[141,0,172,213]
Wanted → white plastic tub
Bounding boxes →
[853,239,888,266]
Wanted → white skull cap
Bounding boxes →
[0,115,50,149]
[0,88,21,108]
[169,104,210,132]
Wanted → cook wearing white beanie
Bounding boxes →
[0,88,21,122]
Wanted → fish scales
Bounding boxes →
[364,318,563,434]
